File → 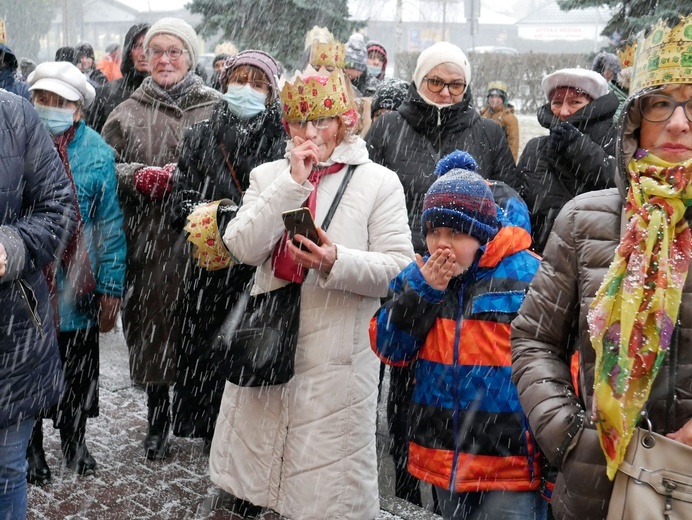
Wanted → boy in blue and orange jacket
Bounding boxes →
[370,151,547,520]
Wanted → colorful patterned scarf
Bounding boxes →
[588,150,692,479]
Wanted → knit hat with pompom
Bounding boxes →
[421,150,499,244]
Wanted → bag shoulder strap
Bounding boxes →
[321,164,356,232]
[219,142,245,195]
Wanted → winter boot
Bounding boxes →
[26,421,51,486]
[144,384,171,461]
[60,416,97,476]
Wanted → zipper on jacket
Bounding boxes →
[448,271,473,491]
[16,279,44,338]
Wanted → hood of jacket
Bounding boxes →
[536,90,620,133]
[131,75,220,113]
[120,23,150,86]
[397,82,479,139]
[0,43,18,71]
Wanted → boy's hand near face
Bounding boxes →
[416,249,456,290]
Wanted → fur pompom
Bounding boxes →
[434,150,478,177]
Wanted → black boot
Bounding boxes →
[26,420,51,486]
[60,416,97,476]
[144,384,170,461]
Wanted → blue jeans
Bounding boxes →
[435,487,547,520]
[0,418,34,520]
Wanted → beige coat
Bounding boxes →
[102,75,220,384]
[210,138,414,520]
[480,103,519,162]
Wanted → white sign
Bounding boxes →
[518,25,602,42]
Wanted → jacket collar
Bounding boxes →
[397,83,478,137]
[537,90,619,132]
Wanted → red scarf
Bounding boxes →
[271,163,345,283]
[43,123,96,328]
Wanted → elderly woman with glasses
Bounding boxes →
[168,50,285,447]
[364,41,519,507]
[102,18,220,461]
[209,65,414,520]
[517,68,619,254]
[512,15,692,520]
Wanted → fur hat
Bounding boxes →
[542,68,609,101]
[144,17,199,69]
[345,33,368,72]
[413,42,471,92]
[421,151,499,244]
[28,61,96,108]
[371,78,409,116]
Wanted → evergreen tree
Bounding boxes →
[557,0,689,44]
[188,0,359,71]
[0,0,56,60]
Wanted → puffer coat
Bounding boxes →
[102,74,220,384]
[0,93,76,429]
[511,90,692,520]
[210,138,414,520]
[365,84,519,254]
[518,92,619,253]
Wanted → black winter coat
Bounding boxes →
[0,93,76,429]
[86,23,150,133]
[365,85,519,254]
[518,92,618,254]
[169,100,285,439]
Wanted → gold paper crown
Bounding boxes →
[183,200,235,271]
[0,20,6,45]
[488,81,508,93]
[630,15,692,94]
[279,66,351,122]
[305,26,345,70]
[617,43,637,68]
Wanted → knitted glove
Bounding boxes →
[549,122,582,153]
[133,163,176,199]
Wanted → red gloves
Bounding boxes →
[134,163,176,199]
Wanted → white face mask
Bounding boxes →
[223,84,267,119]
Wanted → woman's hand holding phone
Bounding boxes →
[288,227,337,275]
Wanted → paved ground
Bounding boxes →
[25,113,545,519]
[25,322,437,520]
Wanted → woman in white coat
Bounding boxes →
[210,66,414,520]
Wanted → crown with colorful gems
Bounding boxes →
[279,65,351,121]
[183,200,236,271]
[617,43,637,68]
[630,15,692,94]
[305,26,345,70]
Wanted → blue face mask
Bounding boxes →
[34,104,75,135]
[223,84,267,119]
[367,65,383,78]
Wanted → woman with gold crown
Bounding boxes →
[209,65,414,519]
[511,13,692,520]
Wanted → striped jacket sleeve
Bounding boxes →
[370,260,445,365]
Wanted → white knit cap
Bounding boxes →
[541,68,609,101]
[144,17,199,69]
[413,42,471,92]
[28,61,96,108]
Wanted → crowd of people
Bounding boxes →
[0,10,690,520]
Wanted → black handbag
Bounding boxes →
[214,165,356,387]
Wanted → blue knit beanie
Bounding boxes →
[421,151,499,244]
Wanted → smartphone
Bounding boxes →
[282,208,321,248]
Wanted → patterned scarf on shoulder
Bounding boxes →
[588,149,692,479]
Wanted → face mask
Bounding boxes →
[34,104,75,135]
[223,84,267,119]
[367,65,382,78]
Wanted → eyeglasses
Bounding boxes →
[146,47,189,61]
[288,117,335,130]
[422,77,466,96]
[639,94,692,123]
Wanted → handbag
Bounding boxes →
[214,164,356,387]
[606,420,692,520]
